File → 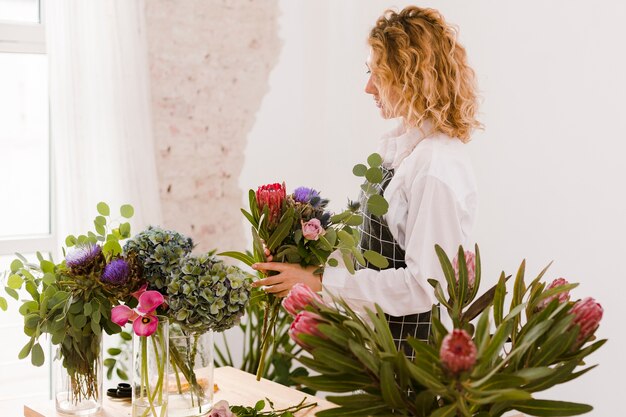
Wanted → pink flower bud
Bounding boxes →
[282,283,324,317]
[301,218,326,241]
[570,297,603,343]
[537,278,571,310]
[439,329,477,374]
[453,250,476,288]
[289,311,326,350]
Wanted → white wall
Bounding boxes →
[241,0,626,414]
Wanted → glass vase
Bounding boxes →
[53,333,103,415]
[132,316,169,417]
[168,326,214,417]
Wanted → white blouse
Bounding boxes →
[322,123,478,317]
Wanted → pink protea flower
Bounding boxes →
[282,283,323,317]
[301,218,326,241]
[111,290,164,336]
[289,311,326,350]
[570,297,603,344]
[439,329,477,374]
[453,250,476,289]
[256,183,286,229]
[537,278,571,310]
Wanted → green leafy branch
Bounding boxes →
[230,397,316,417]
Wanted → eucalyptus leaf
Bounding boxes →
[367,153,383,167]
[352,164,367,177]
[7,274,23,290]
[363,250,389,269]
[96,202,110,216]
[31,343,45,366]
[365,167,383,184]
[120,204,134,218]
[366,194,389,216]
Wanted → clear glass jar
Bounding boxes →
[53,333,103,415]
[132,316,169,417]
[168,327,214,417]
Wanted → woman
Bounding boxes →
[252,6,479,356]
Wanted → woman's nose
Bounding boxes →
[365,75,377,95]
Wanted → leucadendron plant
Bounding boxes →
[285,245,606,417]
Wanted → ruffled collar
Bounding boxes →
[377,120,435,169]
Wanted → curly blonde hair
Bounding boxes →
[368,6,481,142]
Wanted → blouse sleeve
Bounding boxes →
[322,174,471,317]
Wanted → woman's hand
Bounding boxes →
[251,263,322,297]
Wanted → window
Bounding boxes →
[0,1,53,413]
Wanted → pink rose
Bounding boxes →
[282,283,324,317]
[439,329,477,374]
[570,297,603,344]
[289,310,326,350]
[537,278,571,310]
[453,250,476,288]
[301,218,325,241]
[208,400,234,417]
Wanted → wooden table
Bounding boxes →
[24,367,525,417]
[24,366,335,416]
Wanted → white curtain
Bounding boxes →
[46,0,161,244]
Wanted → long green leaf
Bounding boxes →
[240,208,257,227]
[435,245,457,302]
[406,362,447,393]
[248,189,259,220]
[456,246,468,309]
[428,404,456,417]
[380,361,405,409]
[313,347,363,373]
[267,208,295,251]
[367,305,397,354]
[349,340,380,374]
[493,272,507,327]
[470,244,482,302]
[510,260,526,344]
[476,320,513,373]
[218,251,256,266]
[511,400,592,416]
[316,405,390,417]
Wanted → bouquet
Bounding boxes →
[223,154,390,380]
[113,225,253,413]
[0,202,138,408]
[283,245,605,417]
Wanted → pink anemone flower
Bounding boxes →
[111,290,164,336]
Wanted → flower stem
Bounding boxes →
[256,297,281,381]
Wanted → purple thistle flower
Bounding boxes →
[102,259,131,285]
[66,244,102,268]
[293,187,321,205]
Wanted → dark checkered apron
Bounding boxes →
[357,166,432,359]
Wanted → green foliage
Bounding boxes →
[293,245,605,416]
[1,203,135,404]
[229,396,316,416]
[168,253,253,333]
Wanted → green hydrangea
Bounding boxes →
[168,253,252,333]
[123,226,194,292]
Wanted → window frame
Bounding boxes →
[0,0,45,54]
[0,0,54,409]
